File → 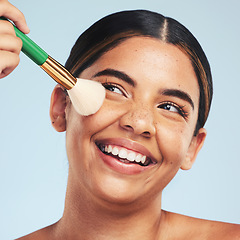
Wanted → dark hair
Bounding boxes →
[65,10,213,135]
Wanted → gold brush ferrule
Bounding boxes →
[40,56,77,90]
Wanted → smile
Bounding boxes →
[97,143,154,167]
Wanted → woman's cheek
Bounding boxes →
[80,99,131,135]
[155,120,191,165]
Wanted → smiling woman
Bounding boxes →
[0,0,239,239]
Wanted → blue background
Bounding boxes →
[0,0,239,239]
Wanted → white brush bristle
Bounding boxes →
[67,78,105,116]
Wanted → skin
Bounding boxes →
[1,1,239,239]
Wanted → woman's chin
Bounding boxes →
[88,173,145,206]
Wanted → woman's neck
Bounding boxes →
[52,175,167,240]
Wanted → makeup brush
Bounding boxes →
[0,17,105,116]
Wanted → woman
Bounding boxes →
[1,0,239,239]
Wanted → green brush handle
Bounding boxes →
[0,17,48,65]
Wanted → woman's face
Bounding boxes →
[52,37,206,205]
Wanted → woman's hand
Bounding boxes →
[0,0,29,78]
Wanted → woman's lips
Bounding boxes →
[95,138,158,175]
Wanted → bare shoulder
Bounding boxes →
[163,210,240,240]
[16,231,41,240]
[15,224,56,240]
[16,230,46,240]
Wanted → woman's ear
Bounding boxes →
[50,85,68,132]
[181,128,207,170]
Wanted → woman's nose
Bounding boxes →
[119,105,156,138]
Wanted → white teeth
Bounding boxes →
[107,145,112,153]
[105,145,108,152]
[127,152,136,162]
[141,155,146,164]
[119,149,127,159]
[135,154,142,163]
[101,144,148,165]
[112,147,119,155]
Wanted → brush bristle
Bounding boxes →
[67,78,105,116]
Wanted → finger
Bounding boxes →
[0,20,16,35]
[0,34,22,54]
[0,0,30,34]
[0,51,20,79]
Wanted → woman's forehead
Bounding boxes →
[91,37,195,77]
[81,37,199,104]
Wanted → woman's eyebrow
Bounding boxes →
[161,89,195,110]
[92,68,135,87]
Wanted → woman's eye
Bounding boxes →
[161,103,179,113]
[158,102,188,119]
[103,83,124,95]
